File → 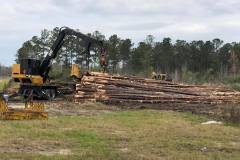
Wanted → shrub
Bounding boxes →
[221,104,240,124]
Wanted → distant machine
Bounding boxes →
[151,72,172,81]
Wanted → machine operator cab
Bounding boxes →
[12,58,44,85]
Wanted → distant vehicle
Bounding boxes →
[151,72,172,81]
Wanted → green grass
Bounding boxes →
[0,110,239,160]
[0,77,10,92]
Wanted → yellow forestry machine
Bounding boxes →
[0,27,107,120]
[12,27,107,100]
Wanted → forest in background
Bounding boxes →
[15,27,240,83]
[0,65,11,77]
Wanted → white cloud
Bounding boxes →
[0,0,240,66]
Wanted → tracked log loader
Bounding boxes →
[12,27,107,100]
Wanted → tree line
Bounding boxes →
[0,64,11,77]
[16,27,240,82]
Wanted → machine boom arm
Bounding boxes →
[39,27,105,82]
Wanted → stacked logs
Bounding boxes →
[75,72,240,104]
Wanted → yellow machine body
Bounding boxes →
[0,96,48,120]
[70,64,81,79]
[12,64,44,85]
[13,63,81,84]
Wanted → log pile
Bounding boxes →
[75,72,240,104]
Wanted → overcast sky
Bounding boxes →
[0,0,240,66]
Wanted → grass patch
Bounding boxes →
[0,77,9,92]
[0,110,239,159]
[182,111,210,123]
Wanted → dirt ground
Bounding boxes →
[45,101,120,116]
[8,100,237,119]
[43,100,238,120]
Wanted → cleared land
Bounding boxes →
[2,74,240,159]
[0,102,239,160]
